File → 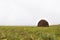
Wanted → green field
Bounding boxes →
[0,25,60,40]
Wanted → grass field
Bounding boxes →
[0,25,60,40]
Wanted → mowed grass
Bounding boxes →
[0,25,60,40]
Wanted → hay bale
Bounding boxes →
[37,19,49,27]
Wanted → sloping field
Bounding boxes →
[0,25,60,40]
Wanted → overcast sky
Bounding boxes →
[0,0,60,26]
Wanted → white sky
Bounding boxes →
[0,0,60,26]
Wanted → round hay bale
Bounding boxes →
[37,19,49,27]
